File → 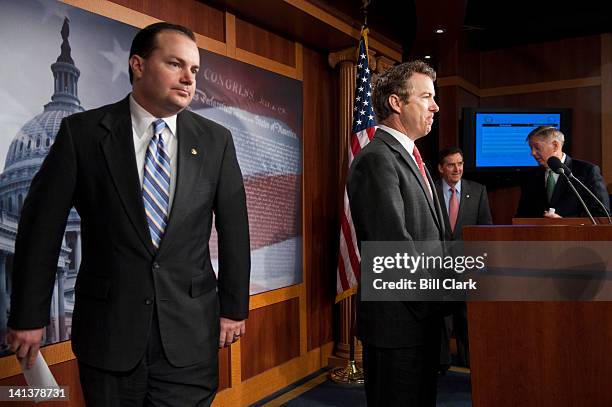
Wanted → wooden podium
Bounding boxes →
[463,221,612,407]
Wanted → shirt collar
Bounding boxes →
[442,178,461,194]
[378,124,415,157]
[129,94,177,139]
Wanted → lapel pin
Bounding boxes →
[191,148,198,155]
[466,194,470,198]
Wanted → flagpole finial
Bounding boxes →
[361,0,370,27]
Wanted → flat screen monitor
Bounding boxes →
[462,108,572,172]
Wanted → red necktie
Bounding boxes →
[449,187,459,232]
[412,145,432,198]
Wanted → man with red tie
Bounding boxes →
[435,147,492,370]
[348,60,445,406]
[435,147,492,242]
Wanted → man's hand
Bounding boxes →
[6,328,44,369]
[543,210,562,218]
[219,317,246,348]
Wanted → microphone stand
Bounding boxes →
[567,173,612,224]
[558,169,597,225]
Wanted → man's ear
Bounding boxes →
[551,139,561,153]
[438,163,444,175]
[129,55,145,81]
[387,94,402,115]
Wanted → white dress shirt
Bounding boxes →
[129,95,178,209]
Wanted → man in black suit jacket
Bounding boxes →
[516,126,610,218]
[7,23,250,406]
[348,61,445,406]
[435,147,492,369]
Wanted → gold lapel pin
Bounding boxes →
[191,148,198,155]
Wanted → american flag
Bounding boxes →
[336,27,377,302]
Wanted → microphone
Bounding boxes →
[547,157,612,224]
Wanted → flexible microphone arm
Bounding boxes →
[562,168,612,225]
[557,168,597,225]
[547,156,612,224]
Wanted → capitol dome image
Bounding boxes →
[0,18,82,353]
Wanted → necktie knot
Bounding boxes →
[153,119,167,137]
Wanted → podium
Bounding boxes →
[463,221,612,407]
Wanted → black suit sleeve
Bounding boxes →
[8,118,77,329]
[477,185,493,225]
[584,164,610,216]
[213,130,251,321]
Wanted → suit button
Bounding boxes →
[152,262,160,270]
[144,298,153,305]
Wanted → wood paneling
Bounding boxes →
[110,0,225,42]
[481,87,602,166]
[480,35,601,88]
[302,46,336,351]
[464,226,612,406]
[240,298,300,380]
[235,17,295,67]
[487,185,521,225]
[469,301,612,407]
[218,346,230,390]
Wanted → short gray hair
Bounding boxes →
[526,125,565,145]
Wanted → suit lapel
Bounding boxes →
[99,97,155,256]
[157,111,205,255]
[376,130,443,234]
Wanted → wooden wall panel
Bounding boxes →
[302,47,337,351]
[240,298,300,380]
[109,0,225,42]
[457,36,481,87]
[218,347,230,390]
[481,87,602,166]
[437,86,479,152]
[437,85,459,155]
[480,35,601,88]
[235,17,295,67]
[487,186,521,225]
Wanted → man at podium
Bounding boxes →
[515,125,609,218]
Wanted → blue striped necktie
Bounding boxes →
[143,119,171,249]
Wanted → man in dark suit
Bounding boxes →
[435,147,492,241]
[7,22,250,406]
[435,147,492,369]
[348,60,445,406]
[516,125,610,218]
